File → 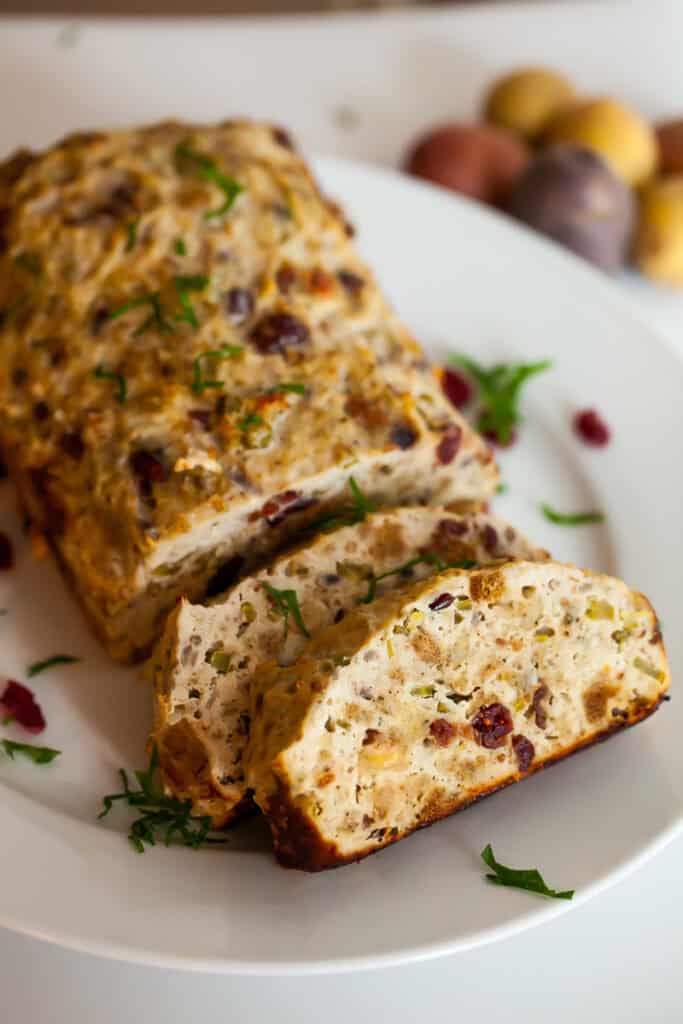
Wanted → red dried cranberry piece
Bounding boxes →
[337,269,365,295]
[363,728,381,746]
[441,367,472,409]
[59,432,84,460]
[472,702,513,749]
[512,734,535,772]
[481,523,499,554]
[436,424,462,465]
[574,408,610,447]
[264,492,317,527]
[0,680,46,733]
[429,718,457,747]
[129,450,168,498]
[0,532,13,570]
[429,592,454,611]
[249,313,310,355]
[390,423,418,450]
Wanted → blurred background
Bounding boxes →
[0,0,568,13]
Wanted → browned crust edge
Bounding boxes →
[264,696,667,871]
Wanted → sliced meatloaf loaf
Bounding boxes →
[149,505,546,825]
[245,560,669,870]
[0,121,497,661]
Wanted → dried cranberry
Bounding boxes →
[337,269,364,295]
[531,684,548,730]
[0,532,13,570]
[574,408,610,447]
[429,592,454,611]
[129,450,168,498]
[309,267,333,293]
[0,680,45,733]
[188,409,212,429]
[481,523,499,555]
[472,702,513,749]
[390,423,418,450]
[59,432,84,460]
[436,424,462,465]
[224,288,254,324]
[249,313,310,355]
[512,734,535,772]
[333,608,346,623]
[441,367,472,408]
[261,490,317,527]
[276,264,296,294]
[429,718,457,747]
[90,306,110,336]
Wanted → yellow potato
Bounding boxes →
[635,177,683,287]
[544,98,657,186]
[484,67,575,141]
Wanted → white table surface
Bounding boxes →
[1,1,682,1019]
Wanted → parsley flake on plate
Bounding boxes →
[450,355,551,445]
[481,844,574,900]
[540,504,604,526]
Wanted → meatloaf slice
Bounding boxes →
[0,121,497,662]
[149,506,546,826]
[245,560,669,870]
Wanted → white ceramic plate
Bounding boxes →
[0,157,681,975]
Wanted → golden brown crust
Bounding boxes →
[266,696,665,871]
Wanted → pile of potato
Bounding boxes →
[404,67,683,286]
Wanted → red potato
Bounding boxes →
[404,123,530,207]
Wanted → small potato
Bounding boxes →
[656,119,683,175]
[635,177,683,287]
[484,67,575,141]
[544,98,657,186]
[509,145,635,273]
[404,122,529,207]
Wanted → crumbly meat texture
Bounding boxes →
[0,122,497,661]
[149,507,546,826]
[245,560,669,870]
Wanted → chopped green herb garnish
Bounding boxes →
[1,739,61,765]
[451,355,551,445]
[238,412,272,449]
[109,291,173,335]
[27,654,80,678]
[540,504,604,526]
[175,141,245,220]
[361,552,447,604]
[309,476,376,534]
[98,747,227,853]
[263,583,310,640]
[174,237,187,256]
[496,483,508,495]
[174,274,209,328]
[93,364,127,404]
[14,252,41,277]
[192,345,243,394]
[481,844,574,900]
[125,219,139,252]
[237,412,264,432]
[264,382,306,396]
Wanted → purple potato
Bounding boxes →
[508,144,635,272]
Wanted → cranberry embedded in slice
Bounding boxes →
[472,702,513,749]
[249,312,310,355]
[441,368,472,409]
[429,592,454,611]
[436,424,462,465]
[512,733,535,772]
[574,408,610,447]
[429,718,457,747]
